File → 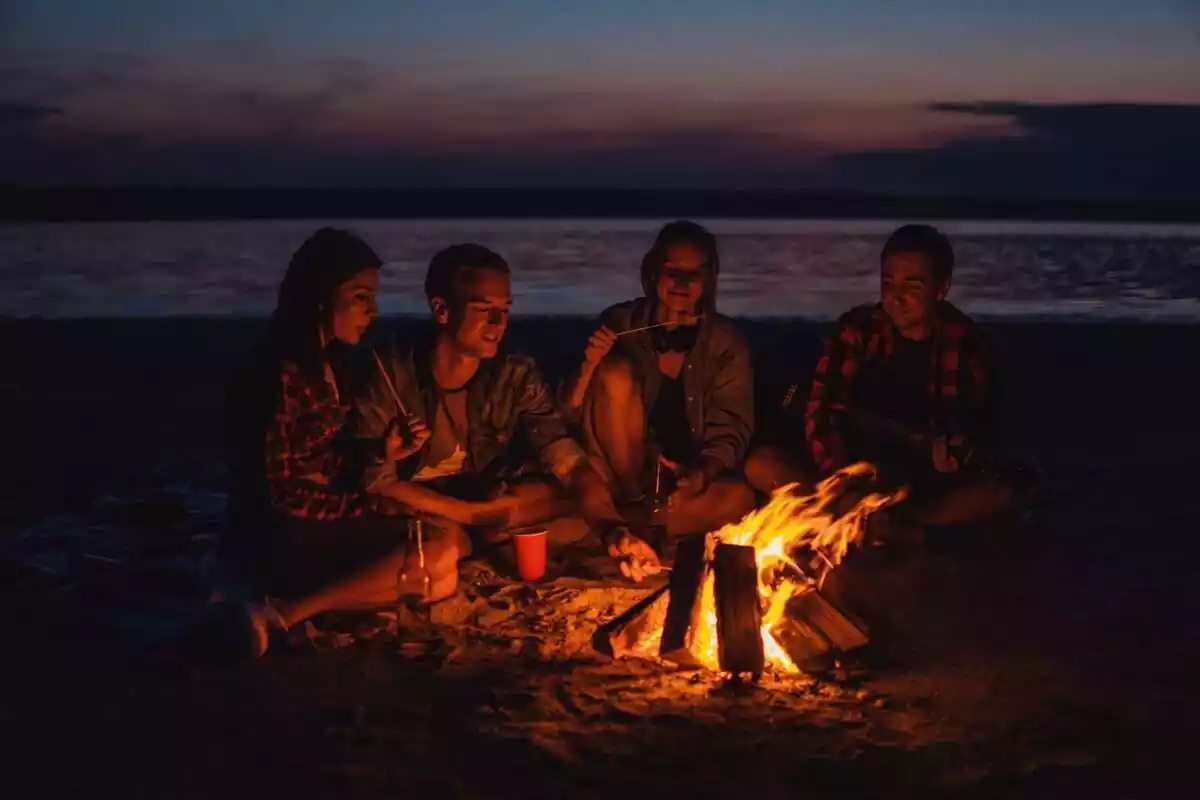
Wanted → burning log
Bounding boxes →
[788,589,868,652]
[593,464,900,675]
[592,584,670,659]
[713,543,764,675]
[659,535,707,666]
[770,615,831,667]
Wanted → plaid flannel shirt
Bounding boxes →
[804,302,996,475]
[264,361,376,520]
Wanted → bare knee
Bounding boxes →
[416,539,460,601]
[594,353,638,400]
[668,476,757,538]
[744,443,806,494]
[423,537,461,576]
[424,519,472,560]
[711,476,758,518]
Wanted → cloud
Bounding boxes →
[829,101,1200,199]
[0,46,1008,170]
[1,46,1197,198]
[0,102,60,128]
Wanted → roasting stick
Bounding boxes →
[617,314,704,337]
[373,349,428,598]
[372,349,410,417]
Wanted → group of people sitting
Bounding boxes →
[219,221,1030,657]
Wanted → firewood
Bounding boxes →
[659,534,708,666]
[713,543,764,675]
[591,584,670,659]
[788,589,868,653]
[770,615,831,668]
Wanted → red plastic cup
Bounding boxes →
[510,526,548,582]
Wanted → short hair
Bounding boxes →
[424,243,510,306]
[880,224,954,284]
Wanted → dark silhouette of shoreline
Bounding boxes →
[5,186,1199,222]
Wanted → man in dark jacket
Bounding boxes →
[745,224,1030,543]
[355,243,661,579]
[560,221,757,541]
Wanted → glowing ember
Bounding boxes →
[637,462,906,674]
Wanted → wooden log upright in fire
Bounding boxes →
[595,534,870,676]
[713,543,765,674]
[659,535,707,666]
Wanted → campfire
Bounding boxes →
[595,463,906,677]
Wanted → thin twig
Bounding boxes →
[372,349,409,417]
[617,315,705,337]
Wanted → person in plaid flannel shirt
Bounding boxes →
[222,228,465,657]
[745,224,1030,545]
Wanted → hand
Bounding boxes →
[582,325,618,369]
[372,495,410,517]
[385,414,431,463]
[660,455,710,508]
[931,436,960,474]
[606,526,662,582]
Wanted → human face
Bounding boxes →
[881,252,947,338]
[655,243,707,316]
[438,267,512,359]
[328,268,379,345]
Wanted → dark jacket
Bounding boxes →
[588,297,754,471]
[353,328,586,489]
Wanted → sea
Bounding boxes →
[2,218,1198,321]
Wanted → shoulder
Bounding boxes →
[836,303,883,329]
[488,350,555,408]
[365,327,419,381]
[706,312,750,356]
[493,350,549,385]
[369,326,417,362]
[832,303,884,342]
[936,302,987,344]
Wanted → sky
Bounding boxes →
[2,0,1199,198]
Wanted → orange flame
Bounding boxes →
[641,462,905,674]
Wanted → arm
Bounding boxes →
[696,331,754,481]
[558,317,619,425]
[804,319,863,475]
[378,480,513,526]
[515,357,657,576]
[946,330,999,468]
[516,358,628,529]
[564,458,660,579]
[265,368,369,520]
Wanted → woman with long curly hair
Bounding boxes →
[221,228,460,657]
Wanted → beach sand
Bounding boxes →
[3,316,1199,797]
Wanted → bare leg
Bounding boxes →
[582,355,647,503]
[743,443,815,495]
[272,533,460,628]
[666,476,758,538]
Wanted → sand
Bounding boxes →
[3,316,1200,798]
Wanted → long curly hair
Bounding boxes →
[639,220,721,314]
[267,227,382,382]
[222,228,381,530]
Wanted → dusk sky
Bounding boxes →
[2,1,1198,197]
